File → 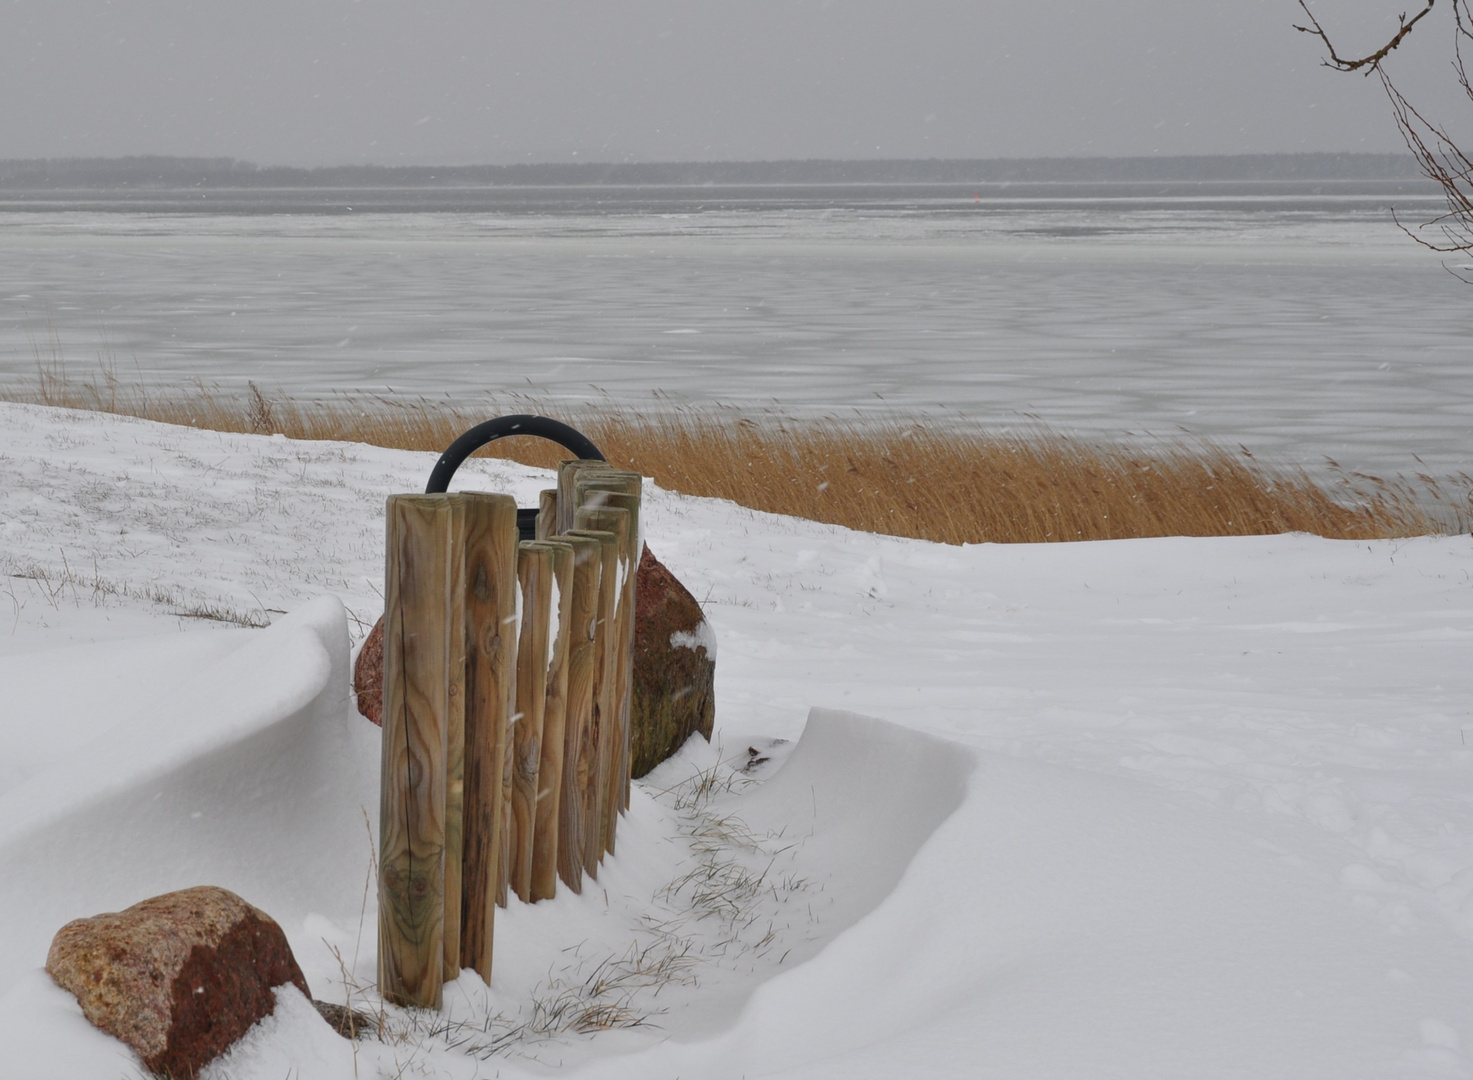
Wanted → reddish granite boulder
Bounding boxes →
[354,617,385,726]
[46,886,311,1079]
[631,545,715,778]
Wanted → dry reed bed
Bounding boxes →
[9,374,1469,544]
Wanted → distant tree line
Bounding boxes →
[0,153,1427,190]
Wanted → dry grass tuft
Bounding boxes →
[8,365,1469,543]
[588,413,1469,543]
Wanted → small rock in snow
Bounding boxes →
[46,886,312,1079]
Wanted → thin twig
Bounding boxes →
[1294,0,1438,73]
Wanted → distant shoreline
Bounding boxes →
[0,179,1443,217]
[0,153,1427,191]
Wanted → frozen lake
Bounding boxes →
[0,183,1468,478]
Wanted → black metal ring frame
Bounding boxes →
[424,414,607,540]
[424,414,606,494]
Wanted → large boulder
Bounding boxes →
[46,886,311,1079]
[631,545,715,778]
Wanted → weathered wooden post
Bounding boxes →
[554,534,601,893]
[566,525,618,875]
[562,462,643,830]
[379,495,453,1009]
[458,495,518,983]
[573,481,641,815]
[572,504,632,859]
[380,492,518,1005]
[530,540,574,901]
[509,543,553,902]
[536,489,558,540]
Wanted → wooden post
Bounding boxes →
[569,469,642,816]
[536,489,558,541]
[553,534,600,893]
[510,543,553,903]
[530,540,574,901]
[566,526,618,876]
[573,484,641,815]
[572,506,631,859]
[572,471,642,527]
[558,462,637,529]
[498,681,515,909]
[442,499,467,984]
[556,461,602,535]
[456,494,517,983]
[379,495,452,1009]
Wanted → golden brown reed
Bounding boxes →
[9,368,1468,544]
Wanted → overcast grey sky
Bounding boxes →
[1,0,1460,165]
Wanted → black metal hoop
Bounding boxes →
[424,415,607,540]
[424,414,605,494]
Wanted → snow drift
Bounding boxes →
[0,596,378,997]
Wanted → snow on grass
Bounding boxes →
[1,400,1472,1078]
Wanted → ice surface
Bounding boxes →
[1,199,1468,479]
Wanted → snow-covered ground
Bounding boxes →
[2,400,1472,1079]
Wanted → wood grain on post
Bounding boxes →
[379,495,452,1009]
[572,506,631,860]
[456,493,517,984]
[553,534,600,893]
[441,499,467,984]
[510,542,553,903]
[530,540,574,901]
[566,526,618,876]
[498,688,514,907]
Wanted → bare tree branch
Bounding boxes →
[1294,0,1437,73]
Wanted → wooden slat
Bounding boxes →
[572,506,631,860]
[456,493,518,983]
[572,471,642,524]
[454,494,517,979]
[509,542,553,902]
[555,461,592,535]
[530,540,574,901]
[536,489,558,541]
[442,499,467,983]
[573,485,641,815]
[557,460,627,534]
[570,472,642,819]
[379,495,451,1009]
[565,526,618,876]
[553,534,600,893]
[498,685,514,908]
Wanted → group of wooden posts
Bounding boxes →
[377,460,642,1009]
